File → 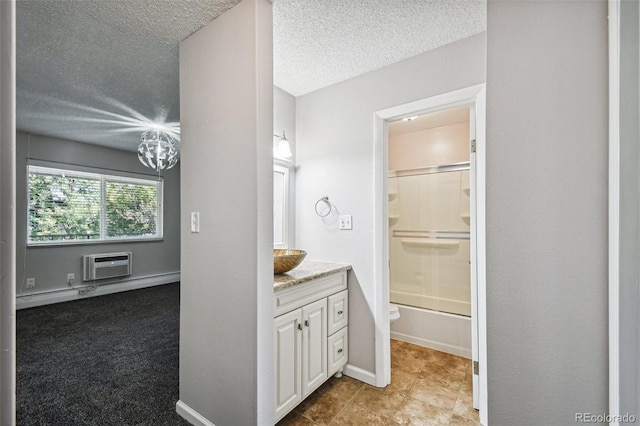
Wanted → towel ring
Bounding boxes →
[315,196,332,217]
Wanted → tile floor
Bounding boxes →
[277,339,480,425]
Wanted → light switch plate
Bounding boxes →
[190,212,200,233]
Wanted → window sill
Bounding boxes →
[27,237,164,248]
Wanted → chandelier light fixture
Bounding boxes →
[137,128,179,171]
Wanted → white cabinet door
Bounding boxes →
[274,309,302,421]
[301,299,327,397]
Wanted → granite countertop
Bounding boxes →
[274,259,351,291]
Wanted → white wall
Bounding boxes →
[486,1,608,423]
[0,1,16,423]
[295,34,485,377]
[178,0,273,424]
[15,132,181,301]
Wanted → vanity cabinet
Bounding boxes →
[274,271,349,422]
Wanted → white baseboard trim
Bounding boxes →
[176,400,217,426]
[391,331,471,359]
[15,272,180,309]
[344,364,377,387]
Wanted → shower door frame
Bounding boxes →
[373,84,487,425]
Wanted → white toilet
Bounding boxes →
[389,303,400,323]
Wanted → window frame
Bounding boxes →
[27,163,164,246]
[273,163,290,249]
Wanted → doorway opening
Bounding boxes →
[373,84,487,425]
[387,105,473,352]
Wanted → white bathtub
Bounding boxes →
[390,304,471,359]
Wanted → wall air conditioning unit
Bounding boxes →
[83,252,132,281]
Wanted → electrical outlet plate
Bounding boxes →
[339,215,353,230]
[67,273,75,285]
[26,278,35,289]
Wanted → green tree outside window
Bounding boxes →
[28,166,162,244]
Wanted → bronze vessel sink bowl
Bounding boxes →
[274,249,307,275]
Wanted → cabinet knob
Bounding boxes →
[298,323,302,331]
[337,348,343,353]
[337,310,343,315]
[304,320,309,327]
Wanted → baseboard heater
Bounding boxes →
[83,252,132,281]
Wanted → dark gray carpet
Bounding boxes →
[17,283,190,426]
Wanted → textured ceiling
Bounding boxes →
[274,0,486,96]
[17,0,242,151]
[17,0,486,152]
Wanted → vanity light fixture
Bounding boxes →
[137,128,179,171]
[273,130,292,158]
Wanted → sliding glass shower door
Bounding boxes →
[389,165,471,316]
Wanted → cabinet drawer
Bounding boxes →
[327,326,348,376]
[327,290,348,335]
[274,272,347,317]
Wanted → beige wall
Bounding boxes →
[178,0,273,424]
[619,0,640,416]
[389,122,469,171]
[486,1,608,423]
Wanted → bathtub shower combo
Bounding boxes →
[389,162,472,358]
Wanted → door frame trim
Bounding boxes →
[372,83,487,424]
